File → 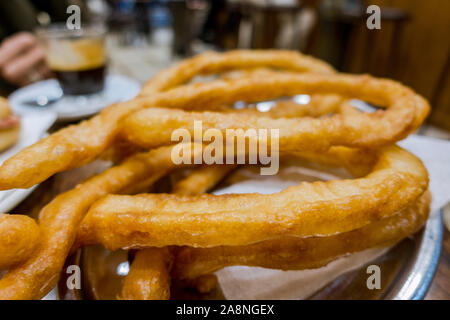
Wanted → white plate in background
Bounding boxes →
[9,74,141,122]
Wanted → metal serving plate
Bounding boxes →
[309,211,443,300]
[385,212,442,300]
[58,162,443,300]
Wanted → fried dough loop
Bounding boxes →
[0,52,428,189]
[0,50,431,300]
[0,214,40,270]
[78,145,428,249]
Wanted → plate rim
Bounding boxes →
[387,210,443,300]
[8,74,141,122]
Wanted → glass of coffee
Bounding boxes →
[37,23,107,95]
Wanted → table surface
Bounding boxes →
[5,41,450,300]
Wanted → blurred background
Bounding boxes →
[0,0,448,132]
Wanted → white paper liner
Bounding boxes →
[213,135,450,299]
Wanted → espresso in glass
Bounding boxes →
[38,24,107,95]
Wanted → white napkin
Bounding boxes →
[399,135,450,214]
[214,135,450,299]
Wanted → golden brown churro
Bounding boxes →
[0,50,431,300]
[0,214,40,270]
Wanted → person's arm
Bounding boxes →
[0,32,51,86]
